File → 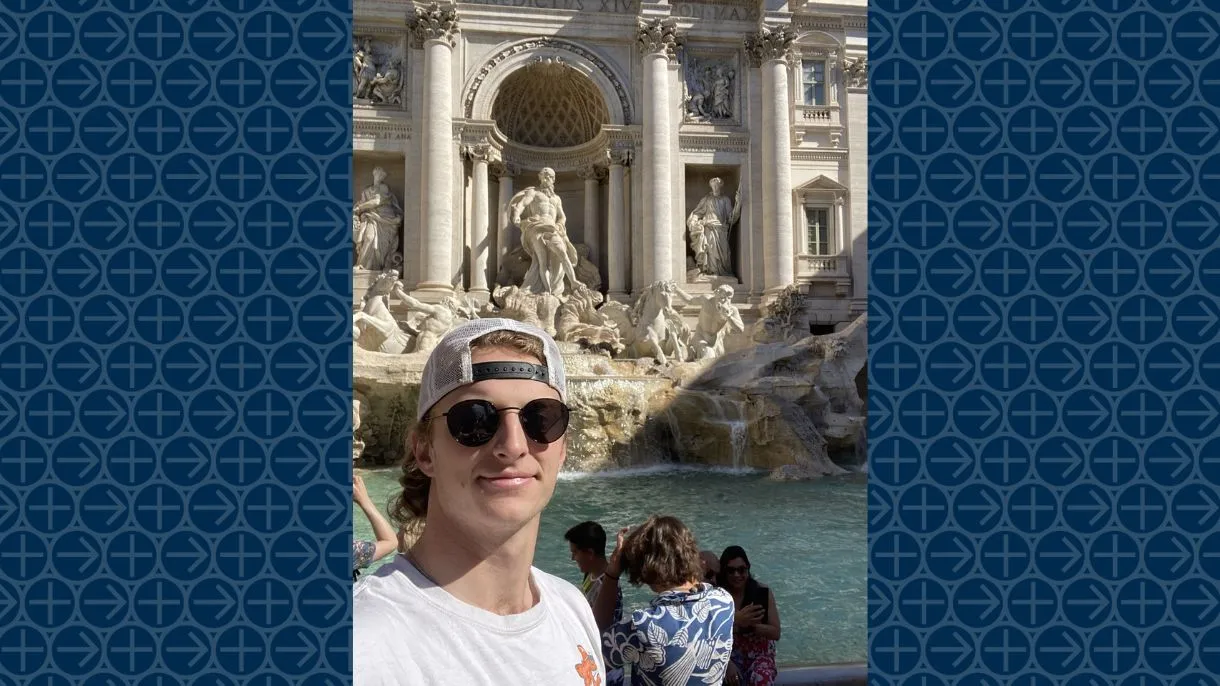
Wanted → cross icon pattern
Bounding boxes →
[872,0,1220,680]
[0,2,352,681]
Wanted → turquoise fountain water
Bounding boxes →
[353,467,866,667]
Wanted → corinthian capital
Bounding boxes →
[637,18,682,60]
[463,141,496,164]
[578,166,607,181]
[744,25,796,66]
[409,3,459,47]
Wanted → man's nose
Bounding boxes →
[490,409,529,459]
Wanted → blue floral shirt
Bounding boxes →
[603,583,734,686]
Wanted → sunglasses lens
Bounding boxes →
[446,399,500,447]
[520,398,570,444]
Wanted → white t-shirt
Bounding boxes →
[354,554,608,686]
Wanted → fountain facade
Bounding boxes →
[352,0,868,477]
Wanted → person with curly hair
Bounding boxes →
[593,515,735,686]
[354,319,605,686]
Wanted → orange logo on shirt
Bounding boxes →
[575,645,601,686]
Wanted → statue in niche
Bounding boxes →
[353,166,403,271]
[508,167,581,296]
[689,284,744,360]
[686,177,741,277]
[353,271,414,353]
[631,280,692,365]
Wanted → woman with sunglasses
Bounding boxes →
[594,515,735,686]
[717,546,780,686]
[354,319,606,685]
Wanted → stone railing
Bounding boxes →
[795,104,840,127]
[797,254,846,275]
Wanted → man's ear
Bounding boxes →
[413,431,435,477]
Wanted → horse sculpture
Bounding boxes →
[630,281,691,364]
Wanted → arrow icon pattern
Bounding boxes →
[1,2,350,682]
[874,0,1220,680]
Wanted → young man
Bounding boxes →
[354,319,606,685]
[566,521,625,686]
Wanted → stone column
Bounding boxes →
[845,56,869,306]
[492,161,515,284]
[836,196,847,272]
[578,166,605,265]
[638,18,681,284]
[747,25,796,294]
[409,3,459,294]
[464,142,493,296]
[606,147,631,298]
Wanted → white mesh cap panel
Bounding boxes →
[416,318,567,420]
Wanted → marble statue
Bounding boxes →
[354,37,377,100]
[396,291,480,355]
[557,282,624,355]
[354,37,403,105]
[631,280,691,365]
[353,390,369,461]
[686,66,713,119]
[353,167,403,271]
[353,271,413,353]
[686,177,741,277]
[491,284,546,330]
[688,284,744,360]
[370,61,403,106]
[685,58,734,121]
[509,167,581,296]
[845,57,867,88]
[712,66,733,119]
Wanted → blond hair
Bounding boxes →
[388,330,546,537]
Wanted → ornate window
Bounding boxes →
[792,175,850,291]
[801,60,827,106]
[805,207,831,255]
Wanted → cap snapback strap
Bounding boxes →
[470,361,548,383]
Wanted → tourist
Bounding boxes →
[594,515,735,685]
[565,520,625,686]
[352,474,398,581]
[353,319,606,685]
[718,546,780,686]
[700,549,721,584]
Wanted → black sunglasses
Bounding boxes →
[433,398,570,447]
[726,565,749,575]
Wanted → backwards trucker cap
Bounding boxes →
[416,318,567,421]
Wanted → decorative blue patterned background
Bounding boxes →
[0,0,352,682]
[871,0,1220,681]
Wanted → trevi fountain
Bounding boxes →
[351,0,868,669]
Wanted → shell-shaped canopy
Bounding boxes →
[492,62,609,149]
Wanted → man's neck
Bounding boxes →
[588,557,608,578]
[410,513,541,616]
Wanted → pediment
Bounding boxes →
[793,175,849,195]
